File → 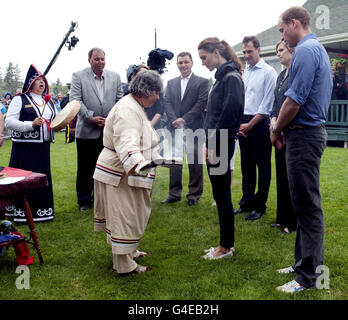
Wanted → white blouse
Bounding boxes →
[5,93,56,141]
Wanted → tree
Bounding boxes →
[50,78,67,95]
[14,65,22,90]
[3,62,23,94]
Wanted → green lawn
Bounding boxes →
[0,132,347,300]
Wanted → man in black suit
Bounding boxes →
[60,83,76,144]
[162,52,209,206]
[60,83,71,109]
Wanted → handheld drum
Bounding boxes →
[51,100,81,132]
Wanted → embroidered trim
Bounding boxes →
[94,218,106,224]
[5,205,53,218]
[121,150,140,164]
[95,163,123,176]
[130,175,155,181]
[105,228,140,247]
[14,216,54,222]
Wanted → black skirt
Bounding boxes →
[5,141,54,223]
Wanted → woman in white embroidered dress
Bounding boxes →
[93,70,163,275]
[5,65,57,223]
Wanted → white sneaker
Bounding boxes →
[276,280,305,293]
[202,247,235,260]
[204,247,215,253]
[277,266,295,274]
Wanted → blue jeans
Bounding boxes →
[284,126,327,288]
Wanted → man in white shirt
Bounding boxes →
[70,48,123,211]
[162,52,209,206]
[235,36,277,221]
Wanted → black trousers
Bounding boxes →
[274,147,297,231]
[207,138,235,249]
[285,126,327,288]
[76,135,104,207]
[238,116,272,213]
[169,163,203,201]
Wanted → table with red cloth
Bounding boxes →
[0,167,46,263]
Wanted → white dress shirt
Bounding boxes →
[181,72,192,100]
[93,72,105,103]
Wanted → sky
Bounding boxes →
[1,0,306,88]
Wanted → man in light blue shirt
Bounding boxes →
[235,36,277,221]
[272,6,333,294]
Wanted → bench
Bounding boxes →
[325,100,348,148]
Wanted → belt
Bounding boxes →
[287,124,325,130]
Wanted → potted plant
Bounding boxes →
[331,54,348,73]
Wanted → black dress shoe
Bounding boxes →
[270,223,282,228]
[234,207,248,215]
[281,227,292,234]
[161,197,181,204]
[80,205,92,211]
[188,199,198,206]
[245,210,263,221]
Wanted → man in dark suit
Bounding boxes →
[70,47,123,211]
[162,52,209,206]
[60,83,76,144]
[60,83,71,110]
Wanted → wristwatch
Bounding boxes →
[271,125,280,136]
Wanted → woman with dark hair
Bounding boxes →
[270,40,296,234]
[93,70,164,275]
[198,37,244,259]
[5,65,57,223]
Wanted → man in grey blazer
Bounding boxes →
[162,52,209,206]
[70,47,123,211]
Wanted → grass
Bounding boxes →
[0,132,347,300]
